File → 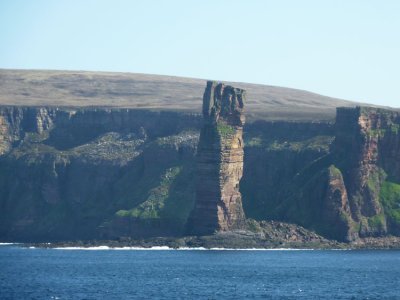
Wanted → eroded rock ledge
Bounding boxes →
[188,81,246,234]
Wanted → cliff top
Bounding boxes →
[0,68,374,121]
[337,106,400,116]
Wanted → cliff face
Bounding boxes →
[0,101,399,243]
[0,106,201,241]
[0,107,54,154]
[0,103,334,241]
[239,106,400,242]
[187,82,246,234]
[332,107,400,238]
[241,121,334,220]
[280,107,400,241]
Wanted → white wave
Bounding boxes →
[208,247,314,251]
[54,246,111,250]
[53,245,174,250]
[176,247,208,250]
[113,246,172,250]
[0,242,345,251]
[51,245,318,251]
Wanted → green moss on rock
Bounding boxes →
[328,165,342,178]
[381,181,400,226]
[390,124,399,135]
[245,137,263,147]
[216,122,235,138]
[367,214,386,230]
[265,136,333,152]
[115,166,182,220]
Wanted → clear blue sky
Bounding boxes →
[0,0,399,107]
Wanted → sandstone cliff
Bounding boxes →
[0,106,201,241]
[278,107,400,241]
[187,81,246,234]
[0,103,334,241]
[332,107,400,238]
[0,101,399,243]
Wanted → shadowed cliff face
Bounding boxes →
[187,81,246,234]
[0,102,399,243]
[0,104,334,242]
[0,107,201,241]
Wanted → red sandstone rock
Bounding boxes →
[188,81,246,235]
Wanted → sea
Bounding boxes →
[1,244,400,299]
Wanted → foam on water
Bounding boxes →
[51,245,316,251]
[53,246,172,250]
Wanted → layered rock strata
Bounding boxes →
[1,100,400,243]
[188,81,246,234]
[332,107,400,238]
[0,106,201,241]
[283,106,400,241]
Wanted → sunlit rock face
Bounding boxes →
[331,107,400,238]
[285,106,400,242]
[188,81,246,235]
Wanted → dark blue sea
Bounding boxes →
[1,245,400,299]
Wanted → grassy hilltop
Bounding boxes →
[0,69,363,121]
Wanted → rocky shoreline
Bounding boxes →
[25,220,400,250]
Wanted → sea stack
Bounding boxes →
[188,81,246,235]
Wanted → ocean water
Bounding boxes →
[1,245,400,299]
